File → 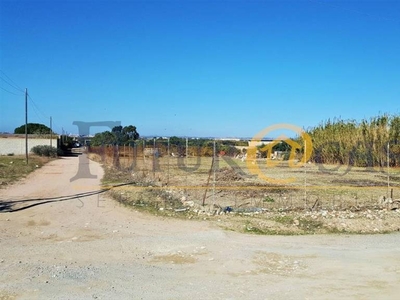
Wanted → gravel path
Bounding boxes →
[0,154,399,299]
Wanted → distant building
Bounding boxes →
[247,138,274,148]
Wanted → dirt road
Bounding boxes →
[1,155,399,299]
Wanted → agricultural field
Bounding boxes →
[88,145,400,235]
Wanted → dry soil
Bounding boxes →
[0,154,399,299]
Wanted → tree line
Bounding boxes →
[307,114,400,167]
[90,125,140,146]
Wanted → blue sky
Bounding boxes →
[1,0,399,138]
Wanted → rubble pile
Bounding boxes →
[216,167,244,182]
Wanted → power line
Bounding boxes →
[0,86,21,96]
[52,120,61,134]
[28,95,48,120]
[28,94,60,134]
[0,70,24,92]
[0,70,60,134]
[29,98,47,124]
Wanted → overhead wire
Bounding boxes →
[28,94,49,122]
[0,85,21,96]
[28,94,62,134]
[0,71,25,93]
[0,70,61,134]
[29,98,47,124]
[52,120,62,134]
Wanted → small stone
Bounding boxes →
[183,200,194,207]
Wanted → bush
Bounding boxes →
[31,145,60,157]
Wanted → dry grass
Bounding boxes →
[90,151,400,234]
[105,154,400,210]
[0,155,54,188]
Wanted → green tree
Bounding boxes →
[91,131,117,146]
[169,136,185,145]
[90,125,140,146]
[112,125,123,133]
[122,125,139,140]
[14,123,54,134]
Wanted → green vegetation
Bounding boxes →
[0,155,52,187]
[91,125,140,146]
[14,123,55,135]
[87,113,400,236]
[308,114,400,167]
[31,145,61,157]
[258,141,291,159]
[157,137,245,157]
[263,196,275,203]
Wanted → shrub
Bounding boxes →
[31,145,60,157]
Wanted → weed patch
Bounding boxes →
[0,155,53,188]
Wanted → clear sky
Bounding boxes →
[1,0,399,138]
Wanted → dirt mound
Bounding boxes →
[216,167,244,182]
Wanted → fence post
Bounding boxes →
[153,138,156,178]
[213,140,216,206]
[304,142,307,210]
[167,138,170,185]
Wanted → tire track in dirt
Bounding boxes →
[0,155,399,299]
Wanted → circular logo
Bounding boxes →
[246,123,313,184]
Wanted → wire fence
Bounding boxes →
[87,139,400,213]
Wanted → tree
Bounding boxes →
[91,131,118,146]
[112,125,123,133]
[90,125,140,146]
[14,123,54,134]
[123,125,139,140]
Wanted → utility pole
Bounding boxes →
[387,141,390,198]
[167,138,170,185]
[386,125,390,199]
[153,138,156,178]
[304,142,307,209]
[25,88,28,164]
[50,117,53,147]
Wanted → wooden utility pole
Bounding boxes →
[25,88,28,164]
[167,138,170,185]
[153,138,156,178]
[50,116,53,147]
